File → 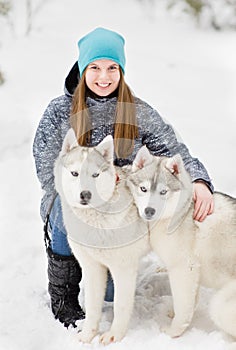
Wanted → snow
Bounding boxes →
[0,0,236,349]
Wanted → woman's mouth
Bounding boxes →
[96,83,111,88]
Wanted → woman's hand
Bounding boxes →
[193,181,214,222]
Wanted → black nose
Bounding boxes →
[80,191,92,203]
[144,207,156,219]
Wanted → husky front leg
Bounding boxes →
[100,263,138,345]
[71,248,107,343]
[162,261,200,337]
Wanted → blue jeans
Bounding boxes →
[49,195,71,256]
[49,195,114,302]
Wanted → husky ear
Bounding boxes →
[165,154,184,175]
[61,128,78,155]
[95,135,114,162]
[132,146,153,172]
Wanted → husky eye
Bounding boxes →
[140,186,147,193]
[92,172,99,178]
[71,171,79,177]
[160,189,167,195]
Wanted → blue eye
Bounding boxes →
[160,189,167,195]
[92,173,99,178]
[71,171,79,177]
[140,186,147,192]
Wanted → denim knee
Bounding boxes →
[50,224,72,256]
[49,196,72,256]
[105,271,114,302]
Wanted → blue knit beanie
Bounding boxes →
[78,27,126,76]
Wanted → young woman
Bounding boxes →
[33,27,214,328]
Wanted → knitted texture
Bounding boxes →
[78,27,126,75]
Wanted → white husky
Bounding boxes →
[127,146,236,340]
[54,129,149,344]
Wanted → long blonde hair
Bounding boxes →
[70,67,138,158]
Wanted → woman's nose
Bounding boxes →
[98,68,108,79]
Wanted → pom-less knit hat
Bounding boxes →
[78,27,126,76]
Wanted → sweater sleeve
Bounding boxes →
[33,100,64,195]
[141,107,214,192]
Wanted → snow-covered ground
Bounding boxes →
[0,0,236,349]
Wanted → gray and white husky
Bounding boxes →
[54,129,149,344]
[127,146,236,339]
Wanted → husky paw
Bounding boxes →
[99,330,124,345]
[77,329,97,343]
[161,324,185,338]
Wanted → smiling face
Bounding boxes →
[85,59,120,96]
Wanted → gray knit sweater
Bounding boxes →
[33,93,213,222]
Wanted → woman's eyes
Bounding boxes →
[88,65,118,71]
[108,65,118,71]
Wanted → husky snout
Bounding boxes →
[144,207,156,220]
[80,190,92,205]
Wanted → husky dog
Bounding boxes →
[127,146,236,339]
[54,129,149,344]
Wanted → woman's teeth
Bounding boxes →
[97,83,110,87]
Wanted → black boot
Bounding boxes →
[47,247,85,328]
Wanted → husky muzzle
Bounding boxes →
[80,190,92,205]
[144,207,156,220]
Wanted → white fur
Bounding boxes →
[128,147,236,339]
[54,129,150,344]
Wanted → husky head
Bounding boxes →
[55,128,116,209]
[127,146,193,231]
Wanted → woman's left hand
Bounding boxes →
[193,181,214,222]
